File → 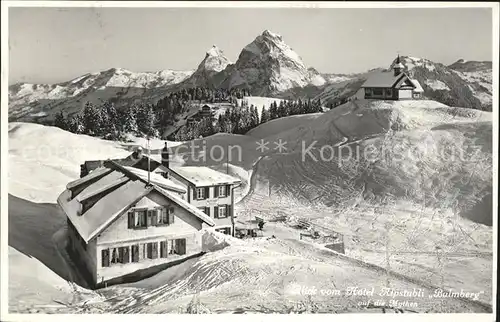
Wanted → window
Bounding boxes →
[146,242,158,259]
[218,206,227,218]
[196,188,205,200]
[385,88,393,97]
[168,239,186,255]
[372,88,383,96]
[129,207,175,228]
[158,208,169,225]
[111,248,118,264]
[109,246,130,264]
[129,210,147,229]
[160,241,168,258]
[218,186,226,197]
[101,249,110,267]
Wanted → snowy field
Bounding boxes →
[236,96,285,117]
[7,99,493,313]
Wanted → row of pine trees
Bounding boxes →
[53,86,323,141]
[173,98,324,140]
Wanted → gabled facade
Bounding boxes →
[58,160,215,288]
[161,165,241,236]
[199,104,215,118]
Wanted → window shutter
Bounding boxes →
[205,187,210,199]
[206,207,210,217]
[214,186,219,198]
[227,205,231,218]
[160,241,167,258]
[139,244,145,260]
[101,249,110,267]
[169,211,175,224]
[162,208,168,224]
[179,239,186,255]
[214,206,219,219]
[152,242,158,259]
[226,185,231,196]
[128,212,134,228]
[147,243,152,259]
[132,245,139,262]
[123,247,130,264]
[152,210,157,226]
[193,188,197,200]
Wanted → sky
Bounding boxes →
[9,6,494,84]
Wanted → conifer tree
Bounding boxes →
[82,101,102,135]
[136,104,157,137]
[260,106,270,124]
[54,111,67,130]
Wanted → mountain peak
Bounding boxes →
[261,29,283,41]
[221,30,325,94]
[206,45,225,58]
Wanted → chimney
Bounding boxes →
[133,146,143,161]
[161,142,170,178]
[80,164,88,178]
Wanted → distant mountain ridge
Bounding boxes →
[9,68,194,121]
[8,30,493,123]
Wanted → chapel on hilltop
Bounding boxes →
[361,55,423,100]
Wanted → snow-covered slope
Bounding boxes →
[246,112,322,139]
[8,246,99,313]
[7,99,493,313]
[220,30,326,95]
[238,99,493,306]
[8,122,131,202]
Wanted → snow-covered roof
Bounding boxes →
[58,162,215,242]
[66,167,112,190]
[123,166,186,193]
[170,166,241,187]
[362,71,407,88]
[82,152,163,173]
[410,79,424,93]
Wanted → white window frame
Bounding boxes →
[218,185,226,197]
[218,206,227,218]
[196,188,205,199]
[134,209,147,228]
[158,207,169,225]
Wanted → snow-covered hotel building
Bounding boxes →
[152,143,241,236]
[61,144,240,287]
